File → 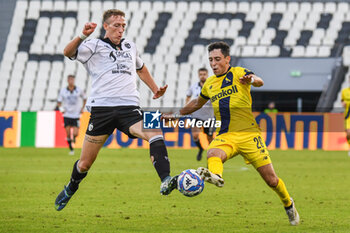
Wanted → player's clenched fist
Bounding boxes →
[82,22,97,36]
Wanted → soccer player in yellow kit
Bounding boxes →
[175,41,300,225]
[341,82,350,156]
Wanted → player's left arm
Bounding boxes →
[239,74,264,87]
[137,65,168,99]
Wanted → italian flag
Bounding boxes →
[20,111,68,147]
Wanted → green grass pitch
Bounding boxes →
[0,148,349,233]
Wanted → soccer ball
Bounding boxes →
[177,169,204,197]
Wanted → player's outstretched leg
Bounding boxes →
[198,149,226,187]
[55,160,87,211]
[285,198,300,226]
[147,135,177,195]
[257,163,300,225]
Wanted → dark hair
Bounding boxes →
[198,67,208,73]
[103,9,125,22]
[67,74,75,79]
[208,41,230,57]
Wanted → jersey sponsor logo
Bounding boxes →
[210,85,238,102]
[108,50,132,61]
[88,123,93,131]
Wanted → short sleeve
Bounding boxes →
[236,67,254,78]
[57,89,63,102]
[235,67,255,85]
[70,40,97,63]
[80,89,87,100]
[186,85,193,97]
[200,81,210,100]
[135,49,144,70]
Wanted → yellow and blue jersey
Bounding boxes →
[200,66,259,134]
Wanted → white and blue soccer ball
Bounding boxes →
[177,169,204,197]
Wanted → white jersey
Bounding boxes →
[71,38,144,109]
[186,82,214,121]
[58,86,86,118]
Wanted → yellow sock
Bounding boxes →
[271,178,292,207]
[207,157,223,177]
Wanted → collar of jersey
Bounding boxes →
[67,86,76,92]
[215,66,232,78]
[101,37,124,50]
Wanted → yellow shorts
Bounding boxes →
[207,131,271,169]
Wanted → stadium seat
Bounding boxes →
[251,2,263,13]
[318,46,331,57]
[201,2,213,13]
[343,46,350,66]
[291,46,305,57]
[324,2,336,13]
[238,2,250,13]
[275,2,287,13]
[305,46,318,57]
[300,2,312,12]
[312,2,324,13]
[263,2,275,13]
[27,1,41,19]
[214,2,225,13]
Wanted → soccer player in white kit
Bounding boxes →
[55,9,177,211]
[57,74,87,155]
[185,68,215,161]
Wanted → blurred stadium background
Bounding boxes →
[1,1,350,232]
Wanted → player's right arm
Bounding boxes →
[63,22,97,57]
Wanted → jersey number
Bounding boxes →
[254,136,264,149]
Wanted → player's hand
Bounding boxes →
[153,85,168,99]
[82,22,97,37]
[239,74,254,85]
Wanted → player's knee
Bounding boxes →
[207,150,225,162]
[266,176,279,187]
[78,161,91,172]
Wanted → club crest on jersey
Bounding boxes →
[88,123,93,131]
[210,85,238,102]
[124,42,131,49]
